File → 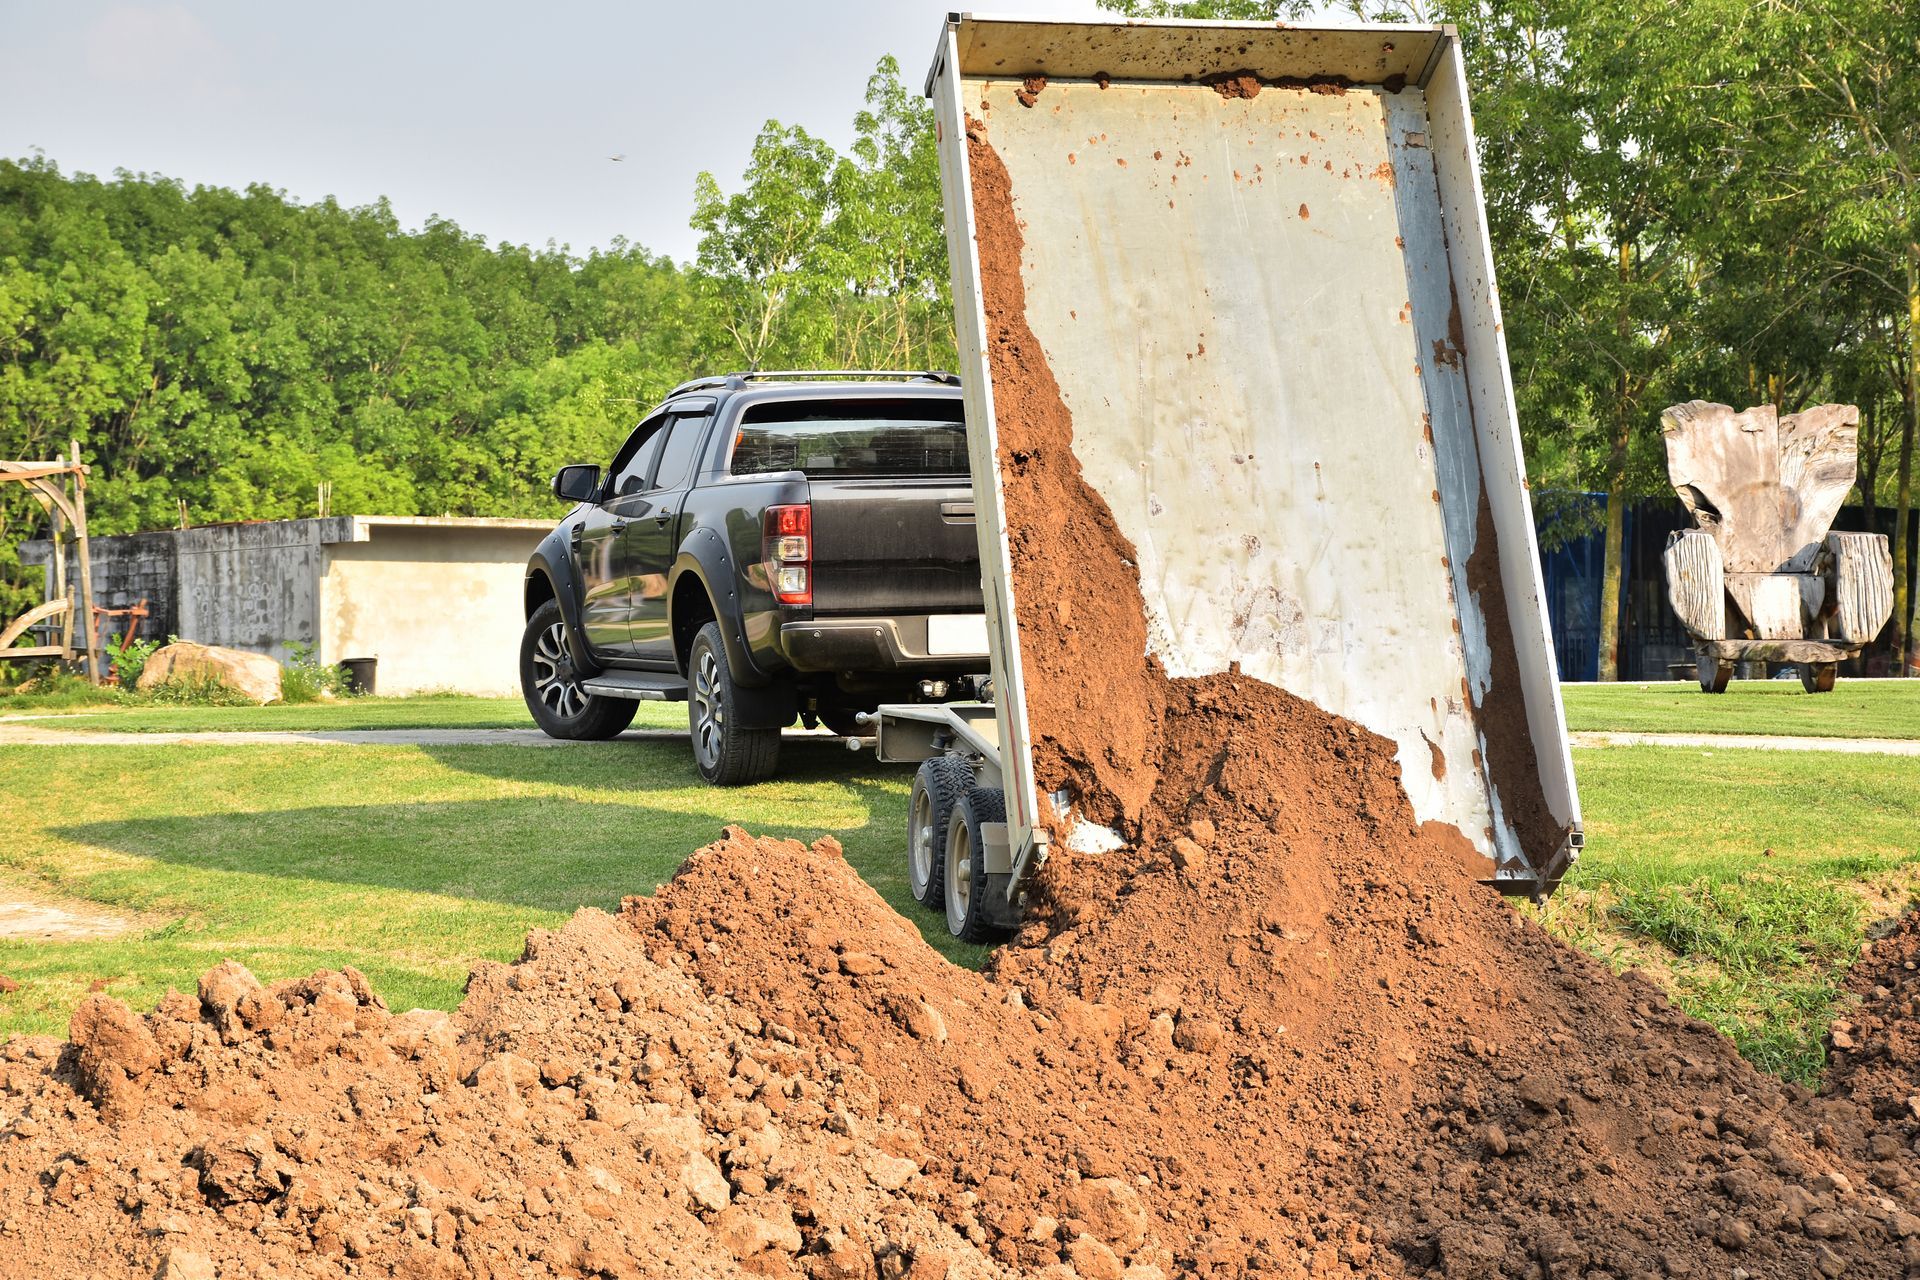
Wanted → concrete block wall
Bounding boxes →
[18,516,548,695]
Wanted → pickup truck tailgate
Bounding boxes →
[808,476,981,616]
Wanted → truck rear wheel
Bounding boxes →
[689,622,780,786]
[944,787,1006,943]
[520,600,638,741]
[908,757,974,910]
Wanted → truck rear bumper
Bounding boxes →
[780,615,988,674]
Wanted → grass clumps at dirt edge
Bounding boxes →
[1545,743,1920,1084]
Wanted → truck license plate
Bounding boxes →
[926,615,988,656]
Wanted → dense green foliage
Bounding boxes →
[0,57,946,617]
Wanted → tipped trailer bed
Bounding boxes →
[876,13,1582,940]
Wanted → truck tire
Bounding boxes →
[520,600,638,741]
[944,787,1006,943]
[689,622,780,786]
[908,757,975,910]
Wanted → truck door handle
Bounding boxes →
[609,520,628,534]
[653,509,675,525]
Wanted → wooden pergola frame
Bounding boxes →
[0,442,102,682]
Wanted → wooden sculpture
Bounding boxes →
[1660,401,1892,693]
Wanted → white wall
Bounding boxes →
[320,520,546,696]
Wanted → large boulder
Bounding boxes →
[135,641,282,704]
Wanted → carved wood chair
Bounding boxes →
[1660,400,1893,693]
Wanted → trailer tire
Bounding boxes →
[908,757,974,910]
[689,622,780,785]
[944,787,1006,944]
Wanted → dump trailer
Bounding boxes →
[872,14,1582,939]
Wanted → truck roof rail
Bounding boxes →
[664,370,960,398]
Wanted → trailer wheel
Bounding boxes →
[908,757,974,910]
[1799,662,1837,694]
[944,788,1006,943]
[1699,659,1733,693]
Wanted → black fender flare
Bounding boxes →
[525,531,596,671]
[670,529,795,730]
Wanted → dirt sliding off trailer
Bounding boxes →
[870,14,1583,941]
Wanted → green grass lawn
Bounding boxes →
[0,694,551,733]
[1542,746,1920,1081]
[1561,679,1920,739]
[0,732,988,1039]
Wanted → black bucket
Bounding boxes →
[340,657,378,696]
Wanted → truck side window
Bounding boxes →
[648,412,712,492]
[608,414,669,498]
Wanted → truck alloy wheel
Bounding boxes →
[686,622,779,785]
[691,646,725,770]
[531,620,584,719]
[518,600,635,741]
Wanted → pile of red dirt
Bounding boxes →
[0,906,989,1279]
[2,109,1918,1280]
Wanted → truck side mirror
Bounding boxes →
[552,464,602,503]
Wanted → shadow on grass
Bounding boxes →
[48,735,991,966]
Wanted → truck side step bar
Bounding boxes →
[580,670,689,702]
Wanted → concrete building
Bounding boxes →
[21,516,549,696]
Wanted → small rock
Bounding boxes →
[713,1203,802,1258]
[1187,817,1216,846]
[154,1249,216,1280]
[1714,1217,1753,1250]
[865,1153,919,1191]
[1169,838,1207,874]
[682,1154,731,1212]
[838,953,886,977]
[1068,1233,1124,1280]
[1171,1015,1224,1053]
[1061,1177,1149,1253]
[1812,1244,1846,1278]
[1481,1124,1509,1156]
[407,1206,433,1238]
[1801,1210,1845,1239]
[1517,1074,1564,1112]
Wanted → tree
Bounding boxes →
[691,122,840,370]
[689,57,956,374]
[1724,0,1920,670]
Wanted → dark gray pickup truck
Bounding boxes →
[520,371,987,784]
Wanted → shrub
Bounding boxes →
[107,633,163,687]
[141,674,255,707]
[280,641,348,704]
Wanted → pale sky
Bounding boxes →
[0,1,1111,263]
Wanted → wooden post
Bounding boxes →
[69,441,102,683]
[49,495,70,656]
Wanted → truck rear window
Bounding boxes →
[729,398,968,478]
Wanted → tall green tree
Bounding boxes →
[690,56,955,374]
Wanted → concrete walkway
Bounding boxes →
[1568,731,1920,756]
[1,722,1911,754]
[0,725,854,748]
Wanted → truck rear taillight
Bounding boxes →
[762,504,812,605]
